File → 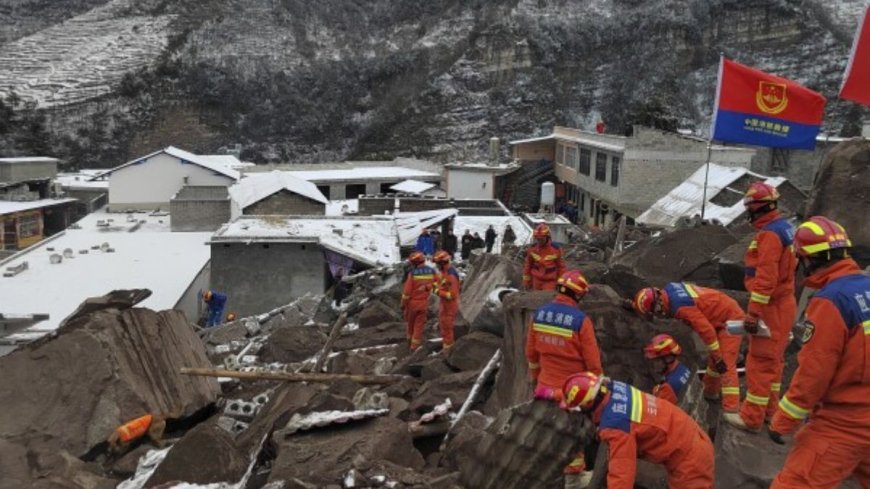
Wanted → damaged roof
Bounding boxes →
[636,163,789,227]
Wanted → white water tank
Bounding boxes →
[863,121,870,138]
[541,182,555,208]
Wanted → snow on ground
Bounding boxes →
[55,170,110,190]
[0,210,211,340]
[453,215,532,253]
[326,199,361,216]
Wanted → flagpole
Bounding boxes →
[700,142,712,220]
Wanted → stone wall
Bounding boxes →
[171,186,231,232]
[243,190,325,215]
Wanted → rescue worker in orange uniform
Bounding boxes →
[401,251,439,351]
[523,224,566,291]
[526,270,602,483]
[724,182,797,431]
[433,250,460,351]
[768,217,870,488]
[633,283,743,411]
[561,372,714,489]
[644,334,692,405]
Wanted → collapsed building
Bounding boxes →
[0,139,867,488]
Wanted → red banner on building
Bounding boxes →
[840,5,870,106]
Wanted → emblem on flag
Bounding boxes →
[756,82,788,114]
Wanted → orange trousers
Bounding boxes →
[702,329,743,412]
[666,428,715,489]
[438,302,457,348]
[740,294,796,428]
[772,423,870,488]
[405,301,428,350]
[531,277,558,291]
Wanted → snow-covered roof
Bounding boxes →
[395,209,459,246]
[0,157,60,164]
[285,166,439,183]
[509,133,626,153]
[389,179,437,194]
[89,146,240,181]
[0,198,77,216]
[326,199,360,216]
[229,171,329,209]
[636,163,788,227]
[211,216,401,266]
[0,211,212,341]
[55,171,110,190]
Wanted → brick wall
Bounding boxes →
[170,200,231,231]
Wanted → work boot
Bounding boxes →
[564,471,594,489]
[723,412,761,433]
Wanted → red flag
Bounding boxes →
[840,5,870,106]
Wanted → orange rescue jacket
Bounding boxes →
[743,211,796,314]
[436,265,461,308]
[116,414,153,443]
[771,259,870,440]
[523,240,566,286]
[662,282,744,357]
[401,265,438,307]
[526,295,603,388]
[594,382,711,489]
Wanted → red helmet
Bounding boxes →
[557,270,589,299]
[633,287,661,318]
[203,290,213,302]
[533,224,551,240]
[226,312,237,322]
[643,334,682,359]
[743,182,780,211]
[794,216,852,258]
[561,372,605,411]
[408,251,426,266]
[433,250,451,264]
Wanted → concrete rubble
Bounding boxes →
[4,153,866,489]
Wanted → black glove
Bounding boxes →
[744,314,760,335]
[714,357,728,375]
[768,428,785,445]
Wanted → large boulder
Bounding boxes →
[0,440,116,489]
[358,299,402,328]
[804,139,870,266]
[716,234,754,291]
[459,253,524,334]
[145,420,249,487]
[609,226,738,287]
[0,296,220,456]
[445,331,501,372]
[261,324,327,363]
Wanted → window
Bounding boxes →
[556,143,564,166]
[611,156,620,187]
[579,192,585,211]
[579,149,591,175]
[565,147,578,170]
[595,153,607,182]
[17,213,41,239]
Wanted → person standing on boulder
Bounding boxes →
[724,182,797,432]
[484,225,497,253]
[401,251,439,352]
[768,217,870,488]
[643,334,692,406]
[631,283,741,412]
[433,250,460,351]
[527,270,602,486]
[523,224,566,291]
[560,372,715,489]
[202,289,227,328]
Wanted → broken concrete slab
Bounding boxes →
[459,253,523,334]
[408,370,481,417]
[262,325,328,364]
[716,234,754,291]
[804,139,870,265]
[333,322,408,351]
[441,410,491,472]
[0,301,219,457]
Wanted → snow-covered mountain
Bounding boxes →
[0,0,866,166]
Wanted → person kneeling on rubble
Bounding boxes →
[644,334,691,405]
[527,270,602,487]
[107,413,169,455]
[631,283,742,412]
[768,217,870,488]
[433,250,460,351]
[561,372,714,489]
[202,289,228,328]
[401,251,439,351]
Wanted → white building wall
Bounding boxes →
[446,169,494,199]
[108,153,235,210]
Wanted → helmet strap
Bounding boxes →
[747,202,777,222]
